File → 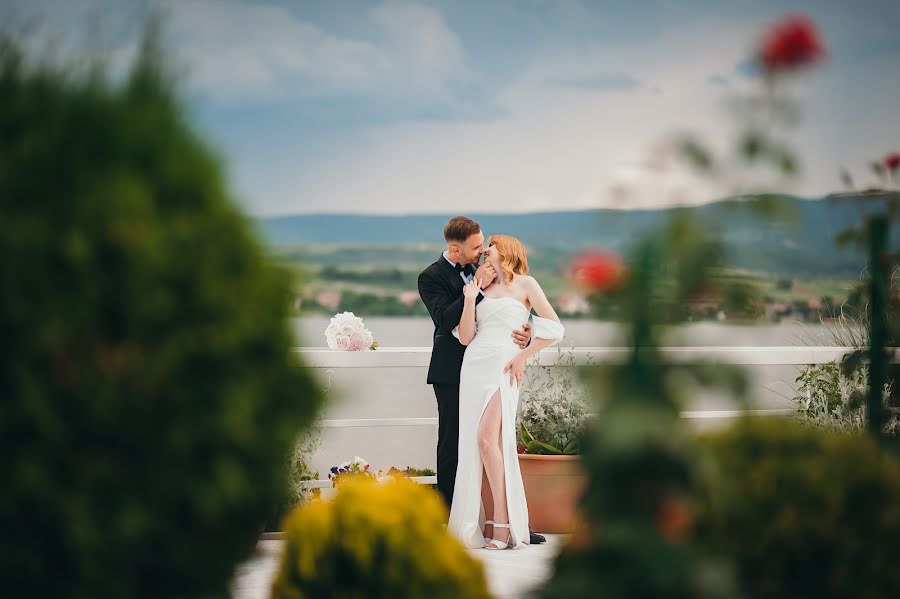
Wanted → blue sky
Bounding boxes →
[4,0,899,216]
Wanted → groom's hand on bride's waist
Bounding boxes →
[512,322,531,349]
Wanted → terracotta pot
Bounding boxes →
[518,453,586,534]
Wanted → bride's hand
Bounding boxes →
[463,277,482,301]
[503,353,526,387]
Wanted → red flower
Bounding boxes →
[884,152,900,173]
[656,495,692,543]
[568,251,626,292]
[758,15,824,73]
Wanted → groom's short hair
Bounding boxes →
[444,216,481,243]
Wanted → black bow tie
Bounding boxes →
[454,262,466,273]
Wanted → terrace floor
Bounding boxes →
[231,533,567,599]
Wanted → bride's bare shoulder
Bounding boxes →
[513,274,540,292]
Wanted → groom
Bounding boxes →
[418,216,544,543]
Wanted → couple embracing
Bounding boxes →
[418,216,564,550]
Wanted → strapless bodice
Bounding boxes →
[452,296,565,348]
[473,297,530,342]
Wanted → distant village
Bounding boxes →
[293,287,849,323]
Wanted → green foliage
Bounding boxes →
[775,277,793,290]
[720,279,763,320]
[287,431,322,501]
[272,477,490,599]
[337,290,421,316]
[829,184,899,432]
[795,362,865,430]
[793,361,897,435]
[858,270,900,406]
[265,379,332,532]
[542,215,749,599]
[518,348,591,454]
[385,466,436,477]
[0,34,324,597]
[264,429,322,533]
[264,443,320,534]
[318,265,416,287]
[696,418,900,598]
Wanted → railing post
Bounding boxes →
[867,215,888,437]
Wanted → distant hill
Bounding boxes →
[255,196,892,277]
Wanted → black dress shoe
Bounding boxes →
[529,531,546,544]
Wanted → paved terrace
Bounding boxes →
[232,534,567,599]
[229,345,898,598]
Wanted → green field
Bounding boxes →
[271,243,861,321]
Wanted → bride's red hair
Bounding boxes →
[488,235,529,284]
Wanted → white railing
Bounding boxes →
[296,345,879,367]
[293,346,899,490]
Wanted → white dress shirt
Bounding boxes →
[443,251,474,285]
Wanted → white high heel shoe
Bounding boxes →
[484,522,511,550]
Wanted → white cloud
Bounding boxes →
[369,0,471,94]
[275,16,772,215]
[157,0,471,104]
[13,0,894,215]
[262,12,900,216]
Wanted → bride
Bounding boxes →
[447,234,564,550]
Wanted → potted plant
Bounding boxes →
[517,348,591,533]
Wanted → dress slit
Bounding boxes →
[448,299,564,550]
[475,385,523,548]
[477,385,501,426]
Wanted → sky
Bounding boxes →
[3,0,899,216]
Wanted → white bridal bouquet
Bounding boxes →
[325,311,378,351]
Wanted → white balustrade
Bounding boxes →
[294,346,898,490]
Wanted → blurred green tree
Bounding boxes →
[696,418,900,598]
[543,16,829,596]
[541,214,749,598]
[0,29,324,597]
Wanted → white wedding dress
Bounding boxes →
[447,296,565,549]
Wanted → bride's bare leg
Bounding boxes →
[481,466,494,538]
[478,390,509,547]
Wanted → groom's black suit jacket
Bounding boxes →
[418,255,484,385]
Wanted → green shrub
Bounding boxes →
[272,477,491,599]
[696,418,900,598]
[518,348,591,455]
[263,430,322,533]
[793,361,897,435]
[0,35,323,597]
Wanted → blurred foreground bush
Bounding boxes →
[696,418,900,598]
[0,34,323,596]
[272,477,490,599]
[541,213,751,599]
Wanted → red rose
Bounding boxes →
[656,495,692,543]
[568,251,626,292]
[758,15,824,73]
[884,152,900,172]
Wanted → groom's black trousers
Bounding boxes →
[433,382,460,510]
